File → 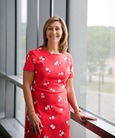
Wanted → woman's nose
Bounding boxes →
[52,28,56,33]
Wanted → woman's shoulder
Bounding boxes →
[28,46,43,55]
[64,51,73,59]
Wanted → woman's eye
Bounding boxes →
[47,27,61,31]
[55,27,60,30]
[47,27,53,30]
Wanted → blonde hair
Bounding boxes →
[42,16,68,53]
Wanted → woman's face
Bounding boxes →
[46,21,63,45]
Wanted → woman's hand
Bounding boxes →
[28,113,43,135]
[74,111,97,124]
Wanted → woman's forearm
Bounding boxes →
[23,85,35,114]
[23,71,35,114]
[67,89,80,111]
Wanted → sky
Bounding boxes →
[87,0,115,26]
[21,0,115,27]
[21,0,27,23]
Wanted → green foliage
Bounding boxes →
[87,26,115,75]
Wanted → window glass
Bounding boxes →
[16,0,27,124]
[87,0,115,124]
[16,0,27,76]
[15,87,25,125]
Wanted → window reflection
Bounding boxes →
[87,0,115,124]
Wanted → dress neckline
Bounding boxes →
[41,46,63,56]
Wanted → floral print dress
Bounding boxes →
[23,46,74,138]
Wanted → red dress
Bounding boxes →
[23,46,74,138]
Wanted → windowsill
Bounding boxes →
[71,108,115,138]
[0,118,24,138]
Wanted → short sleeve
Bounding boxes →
[23,50,37,72]
[67,53,74,78]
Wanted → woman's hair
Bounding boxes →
[42,16,68,53]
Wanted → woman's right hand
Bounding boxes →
[28,113,43,136]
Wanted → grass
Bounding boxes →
[86,81,114,93]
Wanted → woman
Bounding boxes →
[23,16,96,138]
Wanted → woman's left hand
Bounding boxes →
[74,111,97,124]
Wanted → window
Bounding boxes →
[15,87,25,125]
[16,0,27,124]
[87,0,115,124]
[68,0,115,137]
[16,0,27,76]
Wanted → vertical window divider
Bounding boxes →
[50,0,54,16]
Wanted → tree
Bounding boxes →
[87,26,115,82]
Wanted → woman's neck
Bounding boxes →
[45,44,59,53]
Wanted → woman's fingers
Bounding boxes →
[75,112,97,125]
[34,120,43,135]
[30,122,42,135]
[39,121,43,128]
[33,124,39,135]
[82,115,97,121]
[80,114,97,124]
[29,113,43,135]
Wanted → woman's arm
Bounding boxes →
[23,71,43,135]
[66,78,80,112]
[66,78,97,123]
[23,71,35,114]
